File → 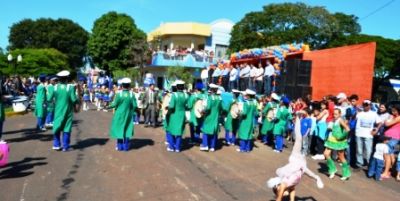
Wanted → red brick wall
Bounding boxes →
[303,42,376,101]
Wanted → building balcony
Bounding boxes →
[150,52,217,68]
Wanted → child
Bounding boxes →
[82,84,90,111]
[300,109,312,155]
[273,96,292,153]
[368,135,391,181]
[102,88,111,112]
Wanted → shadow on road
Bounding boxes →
[130,138,154,150]
[0,157,47,179]
[317,162,328,175]
[2,128,39,135]
[269,196,317,201]
[71,138,109,150]
[6,132,53,144]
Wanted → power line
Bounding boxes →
[360,0,396,21]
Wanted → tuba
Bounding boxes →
[161,93,171,119]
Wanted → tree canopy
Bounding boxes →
[1,48,69,76]
[87,11,147,72]
[229,2,361,51]
[166,66,194,85]
[9,18,89,68]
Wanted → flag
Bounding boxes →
[163,76,171,91]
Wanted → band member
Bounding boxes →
[166,80,188,152]
[260,93,280,145]
[35,74,47,131]
[187,83,205,144]
[51,71,79,151]
[82,84,90,111]
[237,89,258,152]
[200,84,222,152]
[108,78,137,151]
[224,89,241,145]
[273,96,292,153]
[45,76,57,127]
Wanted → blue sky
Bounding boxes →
[1,0,399,50]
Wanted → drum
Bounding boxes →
[266,108,277,121]
[230,102,243,119]
[12,96,29,112]
[194,99,206,118]
[161,94,171,118]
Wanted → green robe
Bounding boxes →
[325,120,349,150]
[46,84,55,113]
[52,84,78,133]
[272,106,292,136]
[201,94,222,135]
[260,102,278,135]
[238,99,257,140]
[224,98,240,132]
[188,92,205,126]
[109,90,137,139]
[167,92,188,136]
[35,83,46,118]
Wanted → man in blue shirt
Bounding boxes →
[212,66,222,84]
[345,94,359,165]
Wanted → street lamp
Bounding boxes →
[7,53,22,75]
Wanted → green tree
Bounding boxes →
[1,48,69,76]
[87,11,147,72]
[112,68,141,83]
[9,18,89,68]
[229,3,361,51]
[166,66,194,85]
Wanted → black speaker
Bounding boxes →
[280,59,312,99]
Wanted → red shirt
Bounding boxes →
[326,101,335,122]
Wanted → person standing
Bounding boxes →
[324,109,351,180]
[255,63,264,94]
[381,104,400,179]
[144,84,159,127]
[221,66,230,91]
[0,94,5,140]
[35,74,47,131]
[355,100,382,169]
[200,84,222,152]
[51,71,79,151]
[166,80,188,152]
[345,94,359,165]
[239,64,250,91]
[249,64,257,91]
[212,65,222,84]
[237,89,258,152]
[263,61,275,95]
[229,65,238,92]
[187,84,205,144]
[45,76,57,127]
[260,93,280,145]
[108,78,137,151]
[224,89,241,145]
[273,97,292,153]
[201,66,209,90]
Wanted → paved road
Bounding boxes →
[0,111,399,201]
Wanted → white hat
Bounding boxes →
[271,93,280,101]
[209,84,219,89]
[363,99,371,105]
[175,80,185,85]
[232,89,240,93]
[336,92,347,100]
[171,82,177,87]
[121,78,132,84]
[50,76,58,81]
[245,89,256,95]
[57,70,70,77]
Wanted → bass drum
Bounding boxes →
[230,102,243,119]
[161,93,171,119]
[194,99,205,118]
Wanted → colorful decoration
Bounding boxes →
[230,43,309,61]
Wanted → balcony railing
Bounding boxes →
[150,52,217,68]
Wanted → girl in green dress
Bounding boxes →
[324,108,351,180]
[35,74,47,131]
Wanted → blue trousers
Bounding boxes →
[202,134,217,149]
[189,124,201,142]
[368,158,384,181]
[275,135,284,151]
[261,134,268,144]
[53,132,70,150]
[239,140,252,152]
[37,117,45,129]
[167,134,182,151]
[45,112,54,124]
[263,76,272,95]
[225,129,236,145]
[116,138,130,151]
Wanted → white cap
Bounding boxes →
[50,76,58,81]
[121,78,132,84]
[175,80,185,85]
[57,70,70,77]
[271,93,280,101]
[232,89,240,93]
[336,92,347,100]
[245,89,256,95]
[209,84,219,89]
[363,99,371,105]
